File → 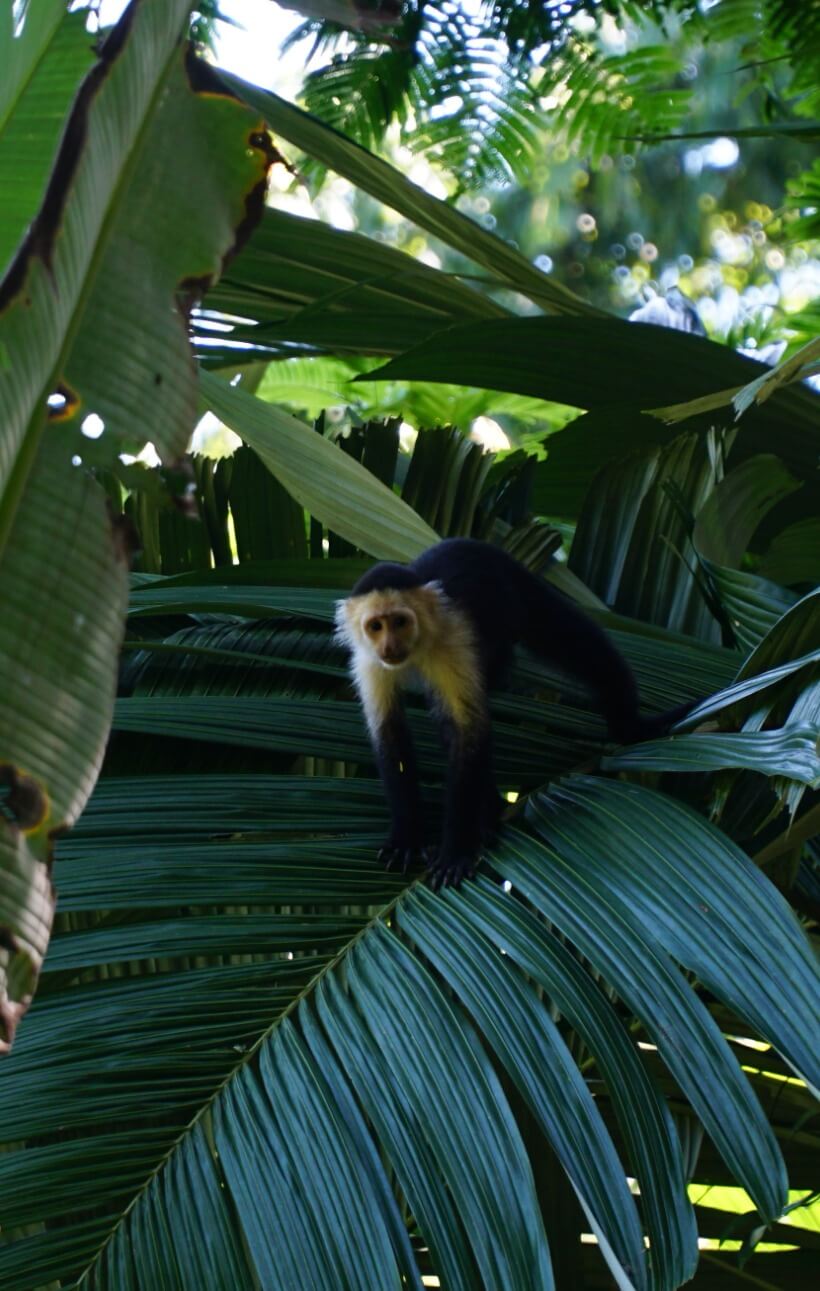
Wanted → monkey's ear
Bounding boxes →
[417,581,447,611]
[410,581,448,632]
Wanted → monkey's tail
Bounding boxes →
[513,564,705,745]
[620,697,702,744]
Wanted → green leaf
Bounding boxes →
[215,1021,421,1291]
[629,120,820,142]
[63,770,388,842]
[501,785,808,1220]
[111,692,600,783]
[0,0,274,1046]
[221,71,596,318]
[1,450,130,828]
[0,4,95,276]
[527,780,820,1091]
[0,417,129,1054]
[142,556,370,589]
[1,750,811,1284]
[556,44,692,163]
[422,880,699,1290]
[0,0,65,122]
[254,355,372,417]
[402,425,493,536]
[729,591,820,810]
[739,590,820,681]
[202,205,507,361]
[1,7,271,506]
[569,430,722,640]
[494,818,790,1222]
[733,338,820,419]
[531,408,669,519]
[365,318,820,483]
[676,649,820,724]
[693,455,802,568]
[689,455,806,653]
[223,444,307,561]
[200,369,438,559]
[602,726,819,784]
[759,518,820,587]
[599,612,739,707]
[643,338,820,428]
[399,887,654,1290]
[315,925,554,1291]
[0,822,53,1054]
[5,847,559,1288]
[366,318,765,406]
[700,564,798,654]
[128,581,339,619]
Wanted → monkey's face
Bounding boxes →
[363,604,419,668]
[335,585,442,673]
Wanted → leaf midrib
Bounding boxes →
[74,874,421,1283]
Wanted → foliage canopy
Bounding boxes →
[0,2,818,1288]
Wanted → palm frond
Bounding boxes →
[224,69,597,315]
[2,513,817,1287]
[299,2,544,188]
[277,0,818,186]
[785,158,820,242]
[3,748,817,1286]
[544,41,692,164]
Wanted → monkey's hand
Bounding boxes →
[378,841,431,875]
[427,848,478,890]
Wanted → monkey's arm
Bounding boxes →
[371,702,427,872]
[430,711,498,889]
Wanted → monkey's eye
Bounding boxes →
[392,614,408,629]
[367,619,383,634]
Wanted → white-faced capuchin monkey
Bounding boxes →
[335,538,694,889]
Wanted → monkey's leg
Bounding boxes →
[519,577,648,742]
[373,706,427,873]
[429,716,494,889]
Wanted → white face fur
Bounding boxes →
[335,580,483,731]
[336,590,423,669]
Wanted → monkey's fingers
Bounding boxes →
[378,844,427,874]
[398,848,419,874]
[379,845,406,871]
[427,853,477,890]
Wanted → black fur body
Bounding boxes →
[336,538,690,887]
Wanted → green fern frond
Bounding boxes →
[288,0,816,187]
[785,157,820,242]
[411,52,541,186]
[289,1,697,182]
[694,0,761,44]
[765,0,820,114]
[546,41,692,161]
[299,2,544,187]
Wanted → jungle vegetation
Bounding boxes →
[0,1,818,1287]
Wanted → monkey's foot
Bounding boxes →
[379,843,431,874]
[427,851,478,890]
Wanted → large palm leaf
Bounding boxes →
[2,11,818,1289]
[1,545,818,1287]
[0,0,276,1051]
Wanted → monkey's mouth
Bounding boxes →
[381,654,409,668]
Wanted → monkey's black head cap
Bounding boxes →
[350,561,422,597]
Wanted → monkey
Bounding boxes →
[335,538,694,888]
